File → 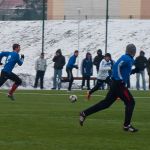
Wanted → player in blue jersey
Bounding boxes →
[61,50,79,91]
[79,44,139,132]
[0,44,24,100]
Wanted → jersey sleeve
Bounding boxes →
[0,51,10,62]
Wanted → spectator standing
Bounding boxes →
[93,49,104,72]
[34,53,47,89]
[52,49,65,90]
[147,57,150,89]
[81,52,93,90]
[135,51,147,90]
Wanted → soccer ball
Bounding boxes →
[69,95,77,103]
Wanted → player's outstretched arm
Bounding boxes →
[17,54,24,66]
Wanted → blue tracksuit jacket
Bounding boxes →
[0,51,23,74]
[112,54,134,84]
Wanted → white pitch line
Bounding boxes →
[0,91,149,99]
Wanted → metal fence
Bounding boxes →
[0,0,150,54]
[0,0,47,21]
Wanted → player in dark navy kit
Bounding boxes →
[0,44,24,100]
[79,44,138,132]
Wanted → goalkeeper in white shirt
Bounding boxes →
[87,53,112,100]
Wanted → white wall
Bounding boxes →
[64,0,121,19]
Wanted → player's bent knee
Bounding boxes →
[16,79,22,85]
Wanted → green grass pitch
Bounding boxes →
[0,90,150,150]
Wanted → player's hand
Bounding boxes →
[131,67,140,75]
[74,65,78,69]
[21,54,24,59]
[0,62,3,65]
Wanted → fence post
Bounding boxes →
[42,0,45,53]
[105,0,109,54]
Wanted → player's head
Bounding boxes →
[86,52,92,60]
[97,49,102,56]
[74,50,79,57]
[126,44,136,57]
[140,50,145,56]
[56,49,62,56]
[105,53,111,61]
[13,44,20,53]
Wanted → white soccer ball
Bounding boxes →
[69,95,77,103]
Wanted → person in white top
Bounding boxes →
[34,53,47,89]
[87,53,112,100]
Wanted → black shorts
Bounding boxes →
[0,71,22,87]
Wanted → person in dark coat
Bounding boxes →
[81,52,93,90]
[147,57,150,89]
[135,51,147,90]
[93,49,104,72]
[52,49,65,90]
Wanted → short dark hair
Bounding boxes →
[126,44,136,55]
[74,50,79,53]
[140,50,145,55]
[105,53,111,58]
[13,44,20,50]
[97,49,102,55]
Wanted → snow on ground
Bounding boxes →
[0,19,149,89]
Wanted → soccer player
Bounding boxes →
[79,44,138,132]
[62,50,79,91]
[87,53,112,100]
[0,44,24,100]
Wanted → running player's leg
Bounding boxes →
[68,69,73,91]
[62,68,70,82]
[117,83,137,132]
[118,85,135,126]
[8,72,22,96]
[80,81,118,126]
[105,77,112,86]
[84,87,117,116]
[0,71,8,87]
[89,80,103,95]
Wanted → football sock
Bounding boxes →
[9,84,18,95]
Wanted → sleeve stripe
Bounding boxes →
[117,61,124,80]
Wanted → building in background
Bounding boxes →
[0,0,150,20]
[47,0,150,20]
[0,0,24,20]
